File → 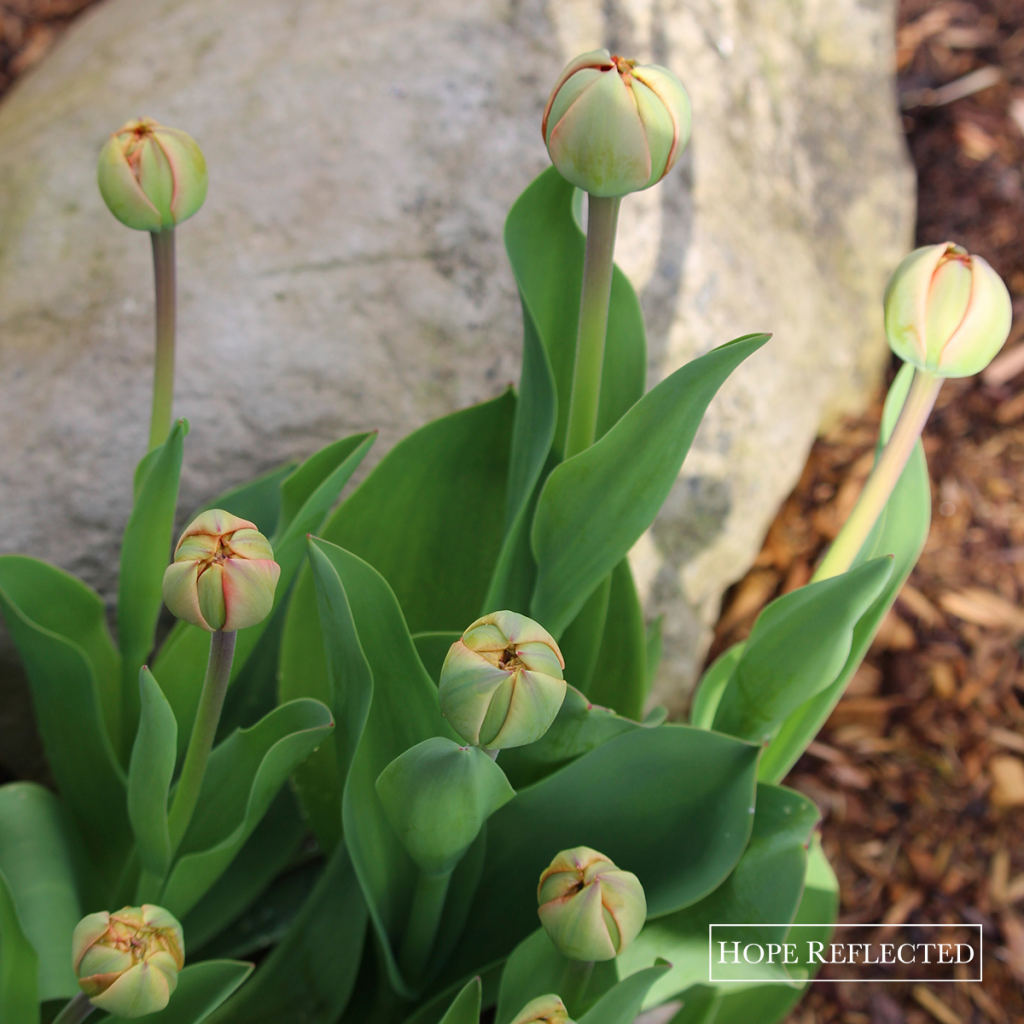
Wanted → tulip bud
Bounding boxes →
[162,509,280,632]
[72,905,184,1018]
[537,847,646,961]
[438,610,567,750]
[542,49,691,198]
[884,242,1012,378]
[510,994,575,1024]
[98,118,208,232]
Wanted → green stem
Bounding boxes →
[812,368,943,583]
[166,630,236,853]
[148,229,176,452]
[560,958,595,1015]
[397,869,452,982]
[52,993,95,1024]
[563,195,622,459]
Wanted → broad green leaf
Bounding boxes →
[0,560,127,896]
[531,335,769,635]
[191,462,297,537]
[181,789,305,953]
[0,868,39,1024]
[644,616,663,697]
[302,541,463,996]
[587,560,647,720]
[438,724,760,989]
[153,433,373,761]
[689,644,744,730]
[438,978,482,1024]
[711,557,893,743]
[617,783,818,1010]
[495,929,618,1024]
[118,420,187,758]
[161,698,334,917]
[557,575,611,697]
[578,963,670,1024]
[129,669,177,878]
[759,382,932,782]
[498,685,639,790]
[204,843,367,1024]
[0,784,81,1000]
[124,960,253,1024]
[413,632,461,685]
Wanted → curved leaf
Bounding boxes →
[0,783,81,1000]
[204,843,367,1024]
[128,960,254,1024]
[578,963,670,1024]
[689,644,744,730]
[0,560,127,895]
[413,632,462,686]
[0,869,38,1023]
[118,419,187,758]
[153,432,374,760]
[531,334,769,636]
[161,699,334,917]
[438,978,482,1024]
[711,557,893,743]
[129,668,177,878]
[438,724,760,989]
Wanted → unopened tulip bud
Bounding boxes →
[438,610,566,750]
[98,118,208,232]
[537,847,646,961]
[542,49,691,198]
[510,994,575,1024]
[884,242,1012,378]
[72,905,184,1018]
[163,509,280,632]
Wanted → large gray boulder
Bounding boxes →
[0,0,913,731]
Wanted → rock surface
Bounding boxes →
[0,0,913,721]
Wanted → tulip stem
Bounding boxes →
[148,228,177,452]
[812,368,943,583]
[52,993,95,1024]
[564,195,621,460]
[398,868,452,982]
[167,630,237,855]
[561,958,595,1015]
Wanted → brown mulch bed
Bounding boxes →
[3,2,1024,1023]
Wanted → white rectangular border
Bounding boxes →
[707,923,983,983]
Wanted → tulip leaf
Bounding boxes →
[412,632,461,685]
[498,685,639,790]
[437,977,482,1024]
[128,668,178,879]
[495,929,618,1024]
[689,644,744,730]
[437,724,760,989]
[153,432,374,760]
[0,867,38,1024]
[617,783,819,1010]
[118,419,188,759]
[760,437,931,783]
[204,843,367,1024]
[127,960,254,1024]
[586,559,648,720]
[0,783,81,1001]
[0,558,128,897]
[711,557,893,743]
[161,698,334,917]
[181,789,305,953]
[578,963,672,1024]
[557,575,611,696]
[644,617,663,695]
[531,334,769,636]
[376,738,514,876]
[191,462,298,537]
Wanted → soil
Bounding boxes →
[3,1,1024,1022]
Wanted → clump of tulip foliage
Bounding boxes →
[0,49,1011,1024]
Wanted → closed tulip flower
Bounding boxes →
[510,994,575,1024]
[884,242,1012,378]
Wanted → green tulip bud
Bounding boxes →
[162,509,280,631]
[884,242,1012,378]
[376,737,515,876]
[510,994,576,1024]
[98,118,208,232]
[537,847,646,961]
[72,905,184,1018]
[438,610,567,751]
[542,49,691,198]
